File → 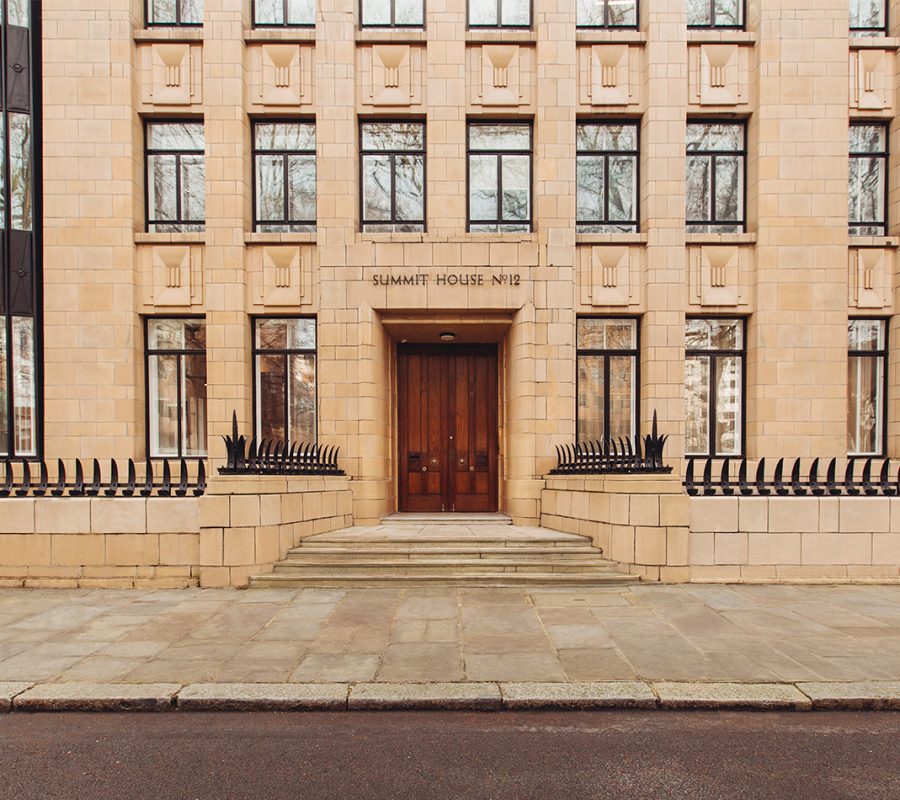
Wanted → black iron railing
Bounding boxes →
[685,456,900,497]
[219,412,344,476]
[551,412,671,475]
[0,457,206,498]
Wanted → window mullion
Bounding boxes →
[390,152,397,226]
[176,354,184,458]
[283,153,290,226]
[497,153,504,227]
[709,153,717,226]
[603,354,611,441]
[603,154,610,224]
[283,352,290,442]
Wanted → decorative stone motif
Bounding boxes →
[849,247,893,310]
[358,45,424,109]
[249,245,313,308]
[468,44,534,108]
[140,43,202,107]
[142,246,203,308]
[578,246,641,307]
[249,44,313,107]
[850,48,893,112]
[688,245,750,308]
[578,44,640,107]
[688,44,750,107]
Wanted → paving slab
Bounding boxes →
[653,681,812,710]
[797,681,900,710]
[177,683,348,711]
[349,682,502,710]
[500,681,656,709]
[0,682,32,711]
[13,682,180,711]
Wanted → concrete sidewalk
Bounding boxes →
[0,584,897,710]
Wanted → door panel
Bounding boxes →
[398,346,498,513]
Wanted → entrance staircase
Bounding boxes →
[249,513,637,588]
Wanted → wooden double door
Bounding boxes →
[397,345,499,513]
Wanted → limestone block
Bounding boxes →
[199,528,223,566]
[819,498,840,533]
[872,534,900,565]
[634,526,666,566]
[199,566,231,588]
[714,532,748,565]
[52,534,105,566]
[0,499,35,533]
[249,43,313,107]
[659,495,689,527]
[230,496,261,528]
[159,533,199,566]
[139,42,202,107]
[106,534,160,566]
[578,44,641,108]
[748,532,801,565]
[468,44,534,108]
[839,497,890,533]
[259,494,282,527]
[35,499,90,534]
[849,248,893,311]
[0,534,51,566]
[801,533,872,565]
[850,48,893,112]
[610,525,635,564]
[767,498,819,534]
[738,497,768,532]
[91,498,147,534]
[281,493,304,524]
[688,44,750,107]
[689,531,714,565]
[358,44,425,109]
[199,495,230,528]
[255,526,281,565]
[223,528,255,567]
[141,245,203,308]
[666,527,690,566]
[146,498,199,534]
[588,491,610,522]
[690,497,738,533]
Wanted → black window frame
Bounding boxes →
[848,317,889,457]
[575,316,641,443]
[251,316,318,445]
[686,119,747,234]
[467,0,532,29]
[576,119,640,234]
[576,0,639,29]
[145,0,204,27]
[252,0,316,28]
[850,1,889,36]
[252,118,317,232]
[685,316,746,459]
[359,119,427,233]
[686,0,746,30]
[360,0,426,29]
[849,120,889,237]
[466,120,533,233]
[143,316,208,460]
[144,118,206,234]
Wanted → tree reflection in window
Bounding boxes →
[850,0,887,34]
[147,0,203,26]
[361,0,424,27]
[849,123,887,236]
[848,319,887,456]
[146,122,206,233]
[254,0,315,26]
[687,0,743,28]
[686,122,745,234]
[577,122,638,233]
[577,0,637,27]
[360,122,425,233]
[468,123,532,233]
[469,0,530,27]
[254,121,316,232]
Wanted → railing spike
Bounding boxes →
[880,459,894,497]
[194,459,207,496]
[809,458,823,496]
[159,459,172,497]
[702,458,714,496]
[105,459,119,497]
[0,461,11,497]
[141,459,154,497]
[35,460,49,497]
[52,459,66,497]
[774,458,788,496]
[738,458,751,495]
[124,459,136,496]
[684,458,697,495]
[826,457,839,495]
[755,458,770,496]
[71,459,85,497]
[791,458,806,496]
[176,459,189,497]
[862,457,877,496]
[15,461,31,497]
[720,458,733,496]
[845,459,860,496]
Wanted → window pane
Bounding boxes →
[288,0,316,24]
[9,114,31,231]
[257,353,286,441]
[577,355,604,442]
[469,0,497,25]
[148,318,205,351]
[148,155,178,222]
[289,319,316,349]
[396,0,424,25]
[709,319,742,350]
[501,155,530,222]
[148,123,205,151]
[395,154,425,221]
[576,0,604,26]
[714,0,741,26]
[0,117,5,228]
[181,0,204,24]
[255,0,283,24]
[183,319,206,350]
[257,319,289,350]
[12,317,35,456]
[686,0,711,26]
[7,0,28,27]
[363,155,392,221]
[288,154,317,222]
[576,156,604,222]
[180,155,206,222]
[289,354,317,443]
[685,155,712,223]
[469,154,498,221]
[577,318,606,350]
[606,319,637,349]
[256,154,286,223]
[849,156,885,225]
[608,155,636,223]
[362,0,391,25]
[501,0,530,26]
[469,124,530,151]
[577,123,637,153]
[714,355,741,456]
[0,326,6,455]
[255,122,315,152]
[848,319,885,351]
[608,0,637,25]
[609,355,635,440]
[149,0,177,24]
[848,355,883,454]
[685,356,710,455]
[362,122,424,151]
[685,318,710,350]
[149,354,179,457]
[851,0,886,30]
[850,124,886,154]
[714,155,743,223]
[182,353,207,456]
[686,123,743,152]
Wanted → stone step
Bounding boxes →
[250,571,639,588]
[287,546,603,561]
[380,512,513,526]
[272,558,620,575]
[300,535,589,548]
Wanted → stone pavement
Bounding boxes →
[0,584,898,686]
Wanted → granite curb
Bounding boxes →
[2,681,900,712]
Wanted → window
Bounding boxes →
[577,318,639,443]
[360,121,425,233]
[577,0,638,27]
[849,123,888,236]
[687,0,743,28]
[145,122,205,233]
[253,121,316,232]
[848,319,887,456]
[361,0,424,27]
[577,122,639,233]
[685,318,744,457]
[0,318,37,457]
[254,0,315,26]
[146,0,203,26]
[850,0,887,35]
[686,122,745,233]
[146,319,207,458]
[254,318,317,444]
[469,0,530,28]
[468,122,532,233]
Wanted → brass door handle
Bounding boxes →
[421,467,427,472]
[469,466,475,472]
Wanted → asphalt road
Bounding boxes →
[0,710,897,800]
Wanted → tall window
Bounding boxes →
[577,0,638,27]
[687,0,743,28]
[254,0,315,26]
[360,121,425,233]
[469,0,530,28]
[146,0,203,26]
[1,2,39,458]
[850,0,887,35]
[254,318,317,444]
[145,122,206,233]
[848,319,887,456]
[253,121,316,232]
[849,123,888,236]
[361,0,424,27]
[685,318,744,457]
[145,319,207,458]
[576,318,639,443]
[577,122,639,233]
[686,121,745,233]
[468,122,532,233]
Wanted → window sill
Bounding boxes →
[577,233,647,245]
[685,232,756,245]
[355,29,427,44]
[133,28,204,43]
[360,232,428,243]
[686,29,756,45]
[849,235,900,248]
[135,232,207,245]
[465,29,537,44]
[850,36,900,51]
[246,232,317,244]
[575,30,647,45]
[244,28,316,44]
